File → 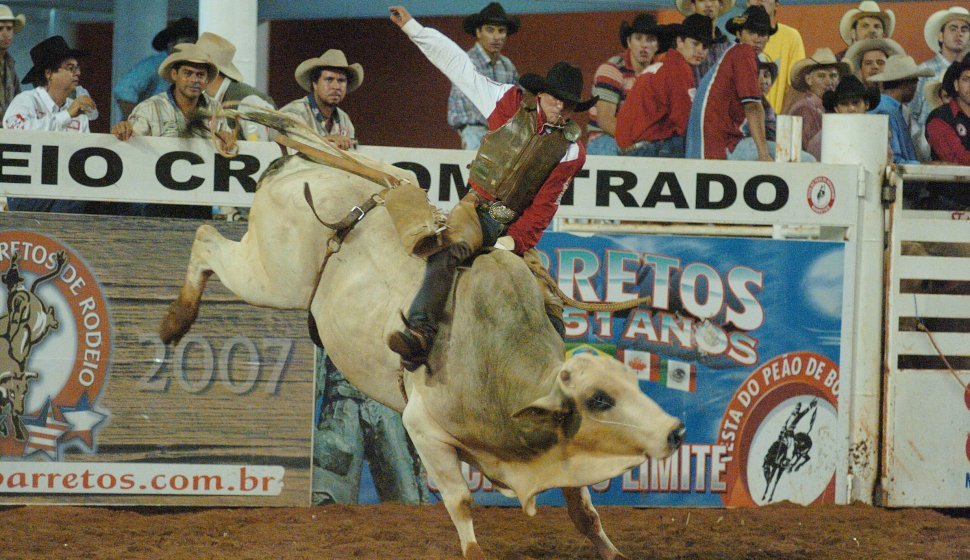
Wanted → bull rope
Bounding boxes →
[526,259,653,313]
[912,295,969,397]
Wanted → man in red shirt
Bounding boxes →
[387,6,596,369]
[615,14,715,158]
[926,53,970,165]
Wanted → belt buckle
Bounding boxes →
[487,201,516,224]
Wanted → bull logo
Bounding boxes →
[761,398,818,502]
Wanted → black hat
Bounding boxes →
[619,13,660,49]
[463,3,520,36]
[726,5,776,37]
[821,75,880,112]
[942,52,970,99]
[678,14,718,47]
[520,62,598,112]
[21,35,88,85]
[152,17,198,51]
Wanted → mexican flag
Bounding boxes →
[619,349,696,392]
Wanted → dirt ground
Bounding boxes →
[1,502,967,560]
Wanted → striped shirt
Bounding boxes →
[446,42,518,130]
[588,51,638,138]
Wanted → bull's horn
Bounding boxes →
[0,371,12,383]
[22,371,38,380]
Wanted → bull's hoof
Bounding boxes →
[159,300,198,346]
[463,542,485,560]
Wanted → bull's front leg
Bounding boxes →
[562,486,627,560]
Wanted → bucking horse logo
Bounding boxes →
[761,398,818,502]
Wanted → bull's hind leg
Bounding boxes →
[562,486,627,560]
[160,225,220,345]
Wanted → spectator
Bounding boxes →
[836,1,894,60]
[869,55,934,164]
[113,17,197,122]
[925,54,970,165]
[746,0,805,115]
[675,0,734,84]
[806,75,880,157]
[745,53,779,142]
[587,13,661,156]
[787,48,852,160]
[686,5,774,161]
[0,4,24,122]
[910,7,970,161]
[843,37,904,87]
[447,2,519,151]
[615,15,715,158]
[3,36,95,213]
[280,50,362,151]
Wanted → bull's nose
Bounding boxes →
[668,421,686,451]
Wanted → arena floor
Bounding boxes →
[2,502,967,559]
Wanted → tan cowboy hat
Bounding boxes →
[844,37,905,76]
[177,32,243,82]
[923,80,946,111]
[295,49,363,93]
[675,0,735,17]
[0,4,25,32]
[839,1,894,46]
[790,48,854,92]
[867,54,934,83]
[157,43,218,82]
[924,7,970,54]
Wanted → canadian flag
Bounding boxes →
[618,349,696,393]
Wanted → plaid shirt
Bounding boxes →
[446,42,517,130]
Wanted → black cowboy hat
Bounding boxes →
[656,15,718,55]
[942,52,970,99]
[619,13,660,49]
[21,35,88,85]
[520,62,598,112]
[152,17,198,51]
[821,75,880,112]
[462,3,520,36]
[726,5,776,37]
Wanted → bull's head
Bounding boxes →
[0,370,38,414]
[512,353,684,487]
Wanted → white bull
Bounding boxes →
[160,150,684,560]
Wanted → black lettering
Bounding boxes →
[642,172,688,208]
[696,173,736,209]
[68,147,122,187]
[213,154,259,193]
[0,143,30,184]
[41,145,58,185]
[561,168,589,206]
[438,163,468,202]
[743,175,788,211]
[596,170,637,207]
[156,151,204,191]
[392,162,431,190]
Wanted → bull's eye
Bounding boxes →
[585,390,615,412]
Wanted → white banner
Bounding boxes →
[0,131,859,225]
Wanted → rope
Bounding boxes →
[529,260,653,312]
[916,323,970,398]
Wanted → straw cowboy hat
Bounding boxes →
[923,80,946,111]
[294,49,363,93]
[844,37,905,75]
[157,43,217,82]
[21,35,87,85]
[839,1,895,46]
[462,3,520,35]
[924,7,970,54]
[0,4,25,32]
[675,0,735,18]
[822,75,880,112]
[867,54,934,83]
[179,32,244,82]
[790,48,854,92]
[151,17,197,52]
[519,62,598,112]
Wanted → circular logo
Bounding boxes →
[717,352,840,506]
[957,123,967,138]
[0,231,111,459]
[807,177,835,215]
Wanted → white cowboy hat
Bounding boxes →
[790,48,854,92]
[675,0,735,17]
[867,54,935,83]
[294,49,363,93]
[157,43,218,82]
[177,32,244,83]
[924,7,970,54]
[0,4,25,32]
[839,1,895,46]
[844,37,905,76]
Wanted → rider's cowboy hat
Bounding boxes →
[839,1,895,46]
[843,37,905,78]
[178,32,244,83]
[675,0,735,17]
[157,43,218,82]
[790,48,854,92]
[924,7,970,54]
[151,17,197,52]
[21,35,88,85]
[295,49,364,93]
[867,54,934,83]
[462,3,520,36]
[519,62,598,112]
[0,4,25,32]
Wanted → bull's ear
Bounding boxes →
[511,388,580,447]
[511,393,569,421]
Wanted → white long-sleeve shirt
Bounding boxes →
[2,87,89,132]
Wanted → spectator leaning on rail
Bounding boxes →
[844,37,904,89]
[279,49,362,151]
[387,5,595,370]
[586,13,661,156]
[805,75,880,159]
[925,53,970,165]
[0,4,24,123]
[113,17,197,123]
[835,1,894,61]
[787,48,853,161]
[447,2,520,151]
[3,36,96,214]
[740,53,779,144]
[868,54,934,165]
[614,15,714,158]
[746,0,804,115]
[676,0,734,84]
